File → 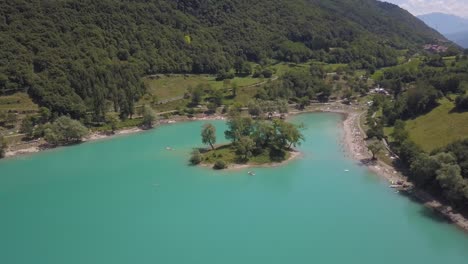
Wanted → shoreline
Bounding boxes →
[330,104,468,233]
[4,115,226,159]
[199,149,302,171]
[4,103,468,232]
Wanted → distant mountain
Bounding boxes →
[446,31,468,49]
[418,13,468,35]
[418,13,468,48]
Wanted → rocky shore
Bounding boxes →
[324,103,468,233]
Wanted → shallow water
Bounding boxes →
[1,113,468,264]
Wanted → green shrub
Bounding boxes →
[455,94,468,111]
[189,150,202,165]
[0,136,6,158]
[213,159,227,170]
[44,116,88,145]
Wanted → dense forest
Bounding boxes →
[0,0,444,119]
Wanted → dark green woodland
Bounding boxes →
[0,0,444,119]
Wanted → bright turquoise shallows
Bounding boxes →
[1,113,468,264]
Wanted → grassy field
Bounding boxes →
[270,62,308,75]
[153,99,189,113]
[143,74,264,101]
[403,98,468,152]
[0,92,38,112]
[443,56,457,66]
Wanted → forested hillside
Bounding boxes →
[0,0,444,119]
[369,54,468,210]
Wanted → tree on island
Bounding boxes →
[273,120,304,149]
[236,136,255,160]
[189,149,202,165]
[201,123,216,150]
[214,159,227,170]
[194,114,304,168]
[224,115,253,143]
[225,116,304,157]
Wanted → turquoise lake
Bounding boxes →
[1,113,468,263]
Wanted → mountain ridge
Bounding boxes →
[418,12,468,35]
[418,12,468,48]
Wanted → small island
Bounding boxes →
[190,112,304,170]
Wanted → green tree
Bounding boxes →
[273,120,304,149]
[409,153,438,186]
[368,139,383,160]
[44,116,88,145]
[248,101,263,117]
[0,136,6,158]
[213,89,224,106]
[391,120,409,143]
[236,136,255,160]
[231,82,238,97]
[252,121,275,148]
[191,85,204,105]
[225,116,253,143]
[20,116,34,139]
[201,123,216,150]
[105,113,120,133]
[297,96,310,110]
[38,107,51,124]
[436,164,466,202]
[366,121,384,140]
[142,105,156,129]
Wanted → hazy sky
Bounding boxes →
[384,0,468,17]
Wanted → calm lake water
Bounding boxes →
[1,113,468,264]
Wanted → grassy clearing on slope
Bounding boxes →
[143,74,263,101]
[0,92,38,112]
[405,98,468,152]
[270,62,309,75]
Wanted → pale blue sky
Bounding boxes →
[383,0,468,17]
